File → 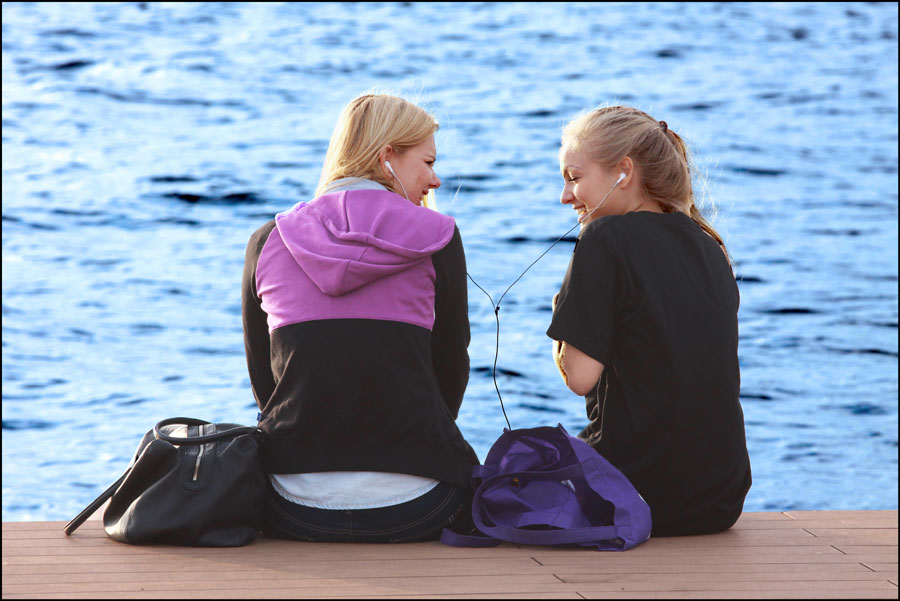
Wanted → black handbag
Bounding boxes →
[64,417,266,546]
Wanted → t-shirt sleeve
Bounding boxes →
[546,226,621,365]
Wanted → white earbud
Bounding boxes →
[617,172,627,183]
[385,160,413,203]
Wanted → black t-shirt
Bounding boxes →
[547,211,751,536]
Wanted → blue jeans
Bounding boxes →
[263,479,473,543]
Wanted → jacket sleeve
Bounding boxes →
[430,225,471,419]
[242,221,278,410]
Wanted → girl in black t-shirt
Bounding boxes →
[547,105,752,536]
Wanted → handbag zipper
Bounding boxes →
[192,444,204,481]
[192,424,205,481]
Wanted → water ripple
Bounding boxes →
[2,420,58,431]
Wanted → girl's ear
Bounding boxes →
[617,157,635,187]
[379,146,394,177]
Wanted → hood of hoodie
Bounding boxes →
[274,183,456,296]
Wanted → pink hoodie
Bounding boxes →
[256,188,456,332]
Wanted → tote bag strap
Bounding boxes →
[471,462,623,546]
[153,417,258,445]
[439,528,502,547]
[473,514,620,546]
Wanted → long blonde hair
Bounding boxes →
[315,94,439,198]
[561,105,728,258]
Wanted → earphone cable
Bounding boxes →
[467,272,511,430]
[464,218,581,432]
[466,176,623,430]
[391,167,512,430]
[393,168,621,432]
[495,220,581,309]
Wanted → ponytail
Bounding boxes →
[669,128,731,264]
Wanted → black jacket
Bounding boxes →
[241,190,479,489]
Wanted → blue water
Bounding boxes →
[2,2,897,522]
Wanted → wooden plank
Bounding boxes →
[533,547,846,565]
[6,561,887,587]
[1,539,527,561]
[348,592,584,599]
[862,563,900,573]
[784,510,898,521]
[732,511,794,522]
[1,593,582,600]
[4,530,107,541]
[7,592,894,601]
[4,590,584,599]
[535,559,887,572]
[833,556,900,565]
[0,538,851,559]
[2,547,851,569]
[1,573,563,595]
[526,530,821,552]
[832,545,899,556]
[358,592,584,599]
[255,592,584,599]
[532,543,838,559]
[2,558,545,582]
[569,580,898,593]
[13,532,834,550]
[542,562,874,574]
[577,592,899,600]
[733,519,898,530]
[557,571,892,583]
[0,545,847,566]
[0,545,532,561]
[804,528,898,545]
[0,552,536,567]
[12,591,882,601]
[0,559,871,578]
[0,510,834,534]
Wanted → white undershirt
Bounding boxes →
[271,472,440,509]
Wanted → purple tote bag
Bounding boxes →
[442,424,651,550]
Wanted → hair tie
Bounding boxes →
[659,120,669,134]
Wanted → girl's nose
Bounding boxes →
[431,173,441,189]
[560,186,574,205]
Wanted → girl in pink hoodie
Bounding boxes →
[242,94,478,543]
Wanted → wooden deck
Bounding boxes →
[2,510,897,599]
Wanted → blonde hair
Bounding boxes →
[315,94,439,198]
[561,105,728,258]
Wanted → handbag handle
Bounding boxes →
[64,470,129,535]
[153,417,258,445]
